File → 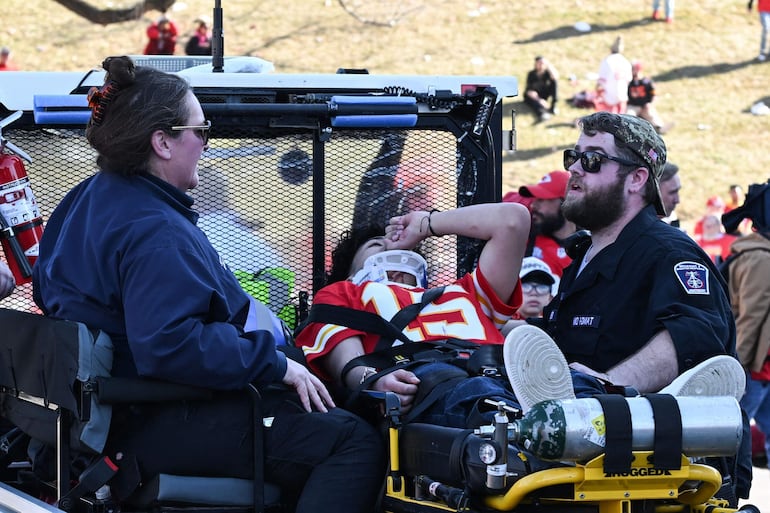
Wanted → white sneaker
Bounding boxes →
[503,325,575,413]
[758,53,767,62]
[659,355,746,401]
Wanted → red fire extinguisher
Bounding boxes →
[0,111,43,285]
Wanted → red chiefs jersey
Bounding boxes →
[695,234,736,264]
[531,234,571,277]
[297,268,521,380]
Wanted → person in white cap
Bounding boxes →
[515,256,558,320]
[502,256,558,335]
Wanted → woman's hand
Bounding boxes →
[0,261,15,300]
[282,358,336,413]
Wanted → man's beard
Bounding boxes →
[562,175,626,231]
[533,209,566,237]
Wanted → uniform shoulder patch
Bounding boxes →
[673,261,710,295]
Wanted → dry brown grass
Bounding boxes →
[3,0,769,229]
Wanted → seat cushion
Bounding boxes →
[130,473,281,507]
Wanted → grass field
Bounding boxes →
[3,0,769,230]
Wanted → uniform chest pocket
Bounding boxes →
[563,314,601,357]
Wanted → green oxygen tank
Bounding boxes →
[508,396,742,462]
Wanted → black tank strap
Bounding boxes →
[594,394,633,473]
[644,393,683,470]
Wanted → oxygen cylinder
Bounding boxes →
[509,396,742,462]
[0,152,44,284]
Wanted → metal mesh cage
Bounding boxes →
[0,84,505,326]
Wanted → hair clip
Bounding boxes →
[87,80,118,126]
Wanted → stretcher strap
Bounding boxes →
[595,394,633,473]
[645,393,683,470]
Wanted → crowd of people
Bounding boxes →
[143,14,212,56]
[0,53,761,509]
[518,2,767,128]
[526,36,673,134]
[4,12,213,62]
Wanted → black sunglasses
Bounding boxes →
[564,149,640,173]
[170,120,211,145]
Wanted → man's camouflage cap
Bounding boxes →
[581,112,668,216]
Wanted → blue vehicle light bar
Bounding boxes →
[33,95,90,125]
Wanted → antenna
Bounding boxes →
[212,0,224,72]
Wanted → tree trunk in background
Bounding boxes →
[52,0,176,24]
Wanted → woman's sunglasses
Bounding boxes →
[563,149,640,173]
[170,120,212,145]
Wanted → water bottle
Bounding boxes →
[509,396,742,462]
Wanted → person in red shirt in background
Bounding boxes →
[144,16,178,55]
[693,194,726,237]
[513,171,576,277]
[501,190,533,211]
[694,214,737,264]
[0,47,17,71]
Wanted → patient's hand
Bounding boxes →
[282,358,336,413]
[371,369,421,412]
[569,362,611,384]
[386,210,429,249]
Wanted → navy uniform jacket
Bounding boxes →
[33,172,287,389]
[543,205,736,373]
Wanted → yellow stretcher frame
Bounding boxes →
[384,422,740,513]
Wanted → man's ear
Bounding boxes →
[150,129,172,160]
[629,166,649,194]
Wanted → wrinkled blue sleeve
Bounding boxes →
[121,240,287,390]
